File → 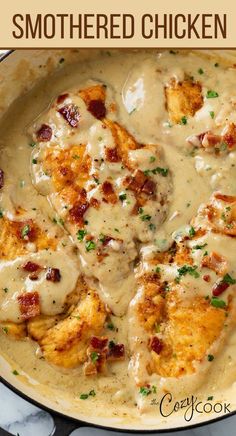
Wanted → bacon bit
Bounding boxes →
[87,99,106,119]
[214,193,236,203]
[57,93,69,104]
[223,123,236,149]
[90,198,100,209]
[96,249,109,263]
[60,167,69,176]
[203,274,211,282]
[36,124,52,142]
[46,268,61,282]
[22,261,41,273]
[90,336,108,350]
[142,179,156,195]
[125,169,156,197]
[105,147,120,163]
[202,133,221,148]
[58,104,80,128]
[69,202,89,224]
[0,169,4,190]
[149,336,163,354]
[212,281,229,297]
[101,181,117,204]
[107,343,125,361]
[83,361,98,376]
[201,252,228,276]
[101,236,114,247]
[18,221,36,242]
[18,292,40,320]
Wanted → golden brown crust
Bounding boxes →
[165,79,203,124]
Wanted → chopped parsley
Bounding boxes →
[222,273,236,285]
[72,154,80,159]
[59,57,65,64]
[119,192,127,202]
[21,225,30,238]
[29,142,36,148]
[206,90,219,98]
[91,351,99,363]
[0,209,3,218]
[144,167,169,177]
[209,111,215,119]
[114,228,120,233]
[99,233,106,244]
[198,68,204,74]
[12,370,19,376]
[139,386,152,396]
[2,288,8,293]
[155,267,161,274]
[189,226,196,238]
[176,265,200,282]
[207,396,214,401]
[80,390,96,400]
[85,240,96,252]
[180,116,187,125]
[192,243,208,250]
[107,322,115,331]
[149,156,156,163]
[149,223,156,231]
[207,354,215,362]
[211,297,226,308]
[32,158,37,164]
[77,229,87,241]
[214,63,219,67]
[2,327,8,334]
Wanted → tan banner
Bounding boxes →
[0,0,236,48]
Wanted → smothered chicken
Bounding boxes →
[0,210,119,371]
[30,82,171,315]
[129,193,236,398]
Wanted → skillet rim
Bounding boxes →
[0,47,236,434]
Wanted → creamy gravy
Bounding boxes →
[0,49,236,424]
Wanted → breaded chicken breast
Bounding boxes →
[129,192,236,384]
[30,82,172,314]
[165,79,203,124]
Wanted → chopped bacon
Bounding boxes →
[0,169,4,190]
[105,147,120,163]
[87,99,106,119]
[83,361,98,376]
[142,179,156,195]
[90,198,100,209]
[214,193,236,203]
[149,336,163,354]
[212,281,229,297]
[107,342,125,361]
[18,291,40,320]
[57,93,69,104]
[201,252,228,276]
[58,104,80,128]
[222,123,236,149]
[203,274,211,282]
[101,181,117,204]
[201,133,221,148]
[69,202,89,224]
[101,236,114,246]
[125,169,156,197]
[46,267,61,282]
[36,124,52,142]
[90,336,108,350]
[22,261,41,273]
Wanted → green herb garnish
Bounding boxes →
[206,90,219,98]
[211,297,226,308]
[77,229,87,241]
[85,240,96,252]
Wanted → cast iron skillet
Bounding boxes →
[0,49,236,436]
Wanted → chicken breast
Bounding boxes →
[28,286,108,369]
[129,192,236,387]
[30,82,172,315]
